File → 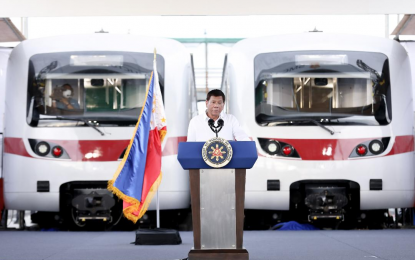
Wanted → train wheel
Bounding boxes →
[31,211,61,230]
[103,204,125,231]
[366,210,388,229]
[0,209,8,228]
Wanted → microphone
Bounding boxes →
[208,118,224,138]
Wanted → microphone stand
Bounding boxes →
[208,119,224,137]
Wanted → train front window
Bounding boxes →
[27,51,164,127]
[255,51,391,126]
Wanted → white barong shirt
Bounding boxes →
[187,112,250,142]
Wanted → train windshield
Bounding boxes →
[27,51,164,127]
[254,51,391,126]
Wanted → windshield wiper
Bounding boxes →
[82,119,105,136]
[38,116,105,136]
[356,59,382,85]
[300,119,334,135]
[257,114,334,135]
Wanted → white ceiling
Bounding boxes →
[0,0,414,17]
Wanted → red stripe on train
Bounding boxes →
[3,136,188,161]
[4,138,32,158]
[4,137,129,161]
[4,135,412,161]
[269,137,373,160]
[385,135,414,156]
[262,135,414,160]
[46,139,130,161]
[162,136,187,156]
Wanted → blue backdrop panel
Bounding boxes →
[177,141,258,169]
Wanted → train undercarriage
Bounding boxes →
[244,180,393,230]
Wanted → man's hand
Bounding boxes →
[50,88,74,109]
[60,98,70,106]
[50,88,64,101]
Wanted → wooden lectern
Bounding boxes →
[178,141,258,260]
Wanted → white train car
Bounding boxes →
[0,47,12,215]
[3,34,197,228]
[400,41,415,116]
[222,33,414,223]
[0,47,12,134]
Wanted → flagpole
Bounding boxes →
[131,47,179,246]
[156,191,160,228]
[154,48,160,229]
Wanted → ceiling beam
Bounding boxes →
[1,0,415,17]
[0,18,25,42]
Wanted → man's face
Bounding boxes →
[206,95,224,119]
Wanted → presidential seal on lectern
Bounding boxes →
[202,137,233,168]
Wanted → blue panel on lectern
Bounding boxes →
[177,141,258,169]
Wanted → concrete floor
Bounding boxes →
[0,229,414,260]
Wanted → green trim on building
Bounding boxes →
[172,38,244,44]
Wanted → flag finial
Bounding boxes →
[154,48,157,61]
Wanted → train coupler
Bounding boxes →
[308,213,344,221]
[71,189,116,222]
[304,185,348,222]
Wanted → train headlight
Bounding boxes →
[369,140,384,155]
[356,144,368,156]
[258,138,301,158]
[282,145,294,156]
[265,140,280,155]
[52,146,63,158]
[35,142,50,156]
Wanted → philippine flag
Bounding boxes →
[108,54,167,223]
